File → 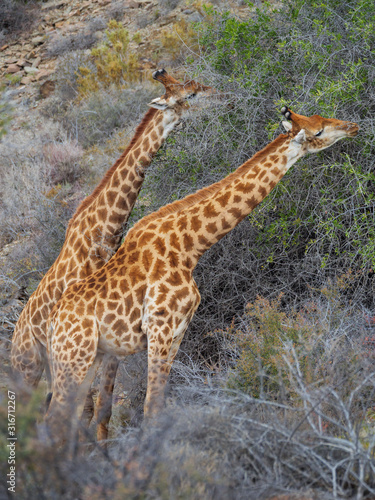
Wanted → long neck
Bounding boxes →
[175,133,305,268]
[68,107,180,247]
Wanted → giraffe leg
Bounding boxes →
[45,327,102,444]
[143,318,190,421]
[95,355,120,444]
[11,325,45,393]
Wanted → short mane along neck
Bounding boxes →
[68,107,181,252]
[188,133,303,264]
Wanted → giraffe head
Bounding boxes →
[148,69,216,114]
[281,106,359,153]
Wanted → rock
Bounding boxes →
[31,36,45,47]
[16,60,27,67]
[35,69,54,80]
[24,66,39,75]
[20,76,33,85]
[6,64,21,74]
[32,57,42,68]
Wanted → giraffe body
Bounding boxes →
[11,70,216,439]
[45,108,359,433]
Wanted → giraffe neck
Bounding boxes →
[69,107,181,252]
[174,133,305,268]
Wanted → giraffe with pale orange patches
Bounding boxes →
[11,69,217,441]
[45,107,358,438]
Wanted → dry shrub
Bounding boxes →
[43,139,85,185]
[0,0,40,42]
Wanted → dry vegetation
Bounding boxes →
[1,0,375,498]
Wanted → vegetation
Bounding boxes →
[1,0,375,498]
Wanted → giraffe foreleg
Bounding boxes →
[11,323,45,394]
[95,354,120,444]
[45,321,101,444]
[143,306,199,419]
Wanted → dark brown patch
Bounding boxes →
[183,233,194,252]
[82,318,93,330]
[160,219,174,234]
[151,131,158,142]
[108,211,123,225]
[126,240,137,252]
[203,202,219,219]
[129,308,141,323]
[74,334,83,345]
[124,293,134,312]
[168,250,179,268]
[166,271,183,287]
[97,207,108,221]
[270,154,279,162]
[198,234,210,247]
[153,236,167,256]
[106,190,118,206]
[233,195,241,204]
[120,278,129,294]
[237,182,255,194]
[170,232,181,250]
[228,207,243,219]
[142,249,153,271]
[190,215,202,232]
[129,266,146,286]
[151,259,167,282]
[245,196,259,210]
[258,185,268,198]
[258,170,266,181]
[128,250,140,265]
[216,191,231,207]
[182,257,193,269]
[205,222,217,234]
[221,218,231,230]
[134,285,146,304]
[127,190,137,207]
[177,216,188,231]
[279,146,287,153]
[138,232,154,247]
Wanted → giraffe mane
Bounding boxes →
[67,107,159,232]
[131,133,288,233]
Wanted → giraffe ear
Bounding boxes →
[148,97,169,110]
[282,120,292,132]
[292,129,306,144]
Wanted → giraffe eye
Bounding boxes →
[315,130,323,137]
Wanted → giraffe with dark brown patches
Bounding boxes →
[11,69,217,442]
[45,108,358,438]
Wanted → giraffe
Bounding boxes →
[45,107,358,438]
[11,69,217,436]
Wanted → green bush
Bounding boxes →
[140,0,375,357]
